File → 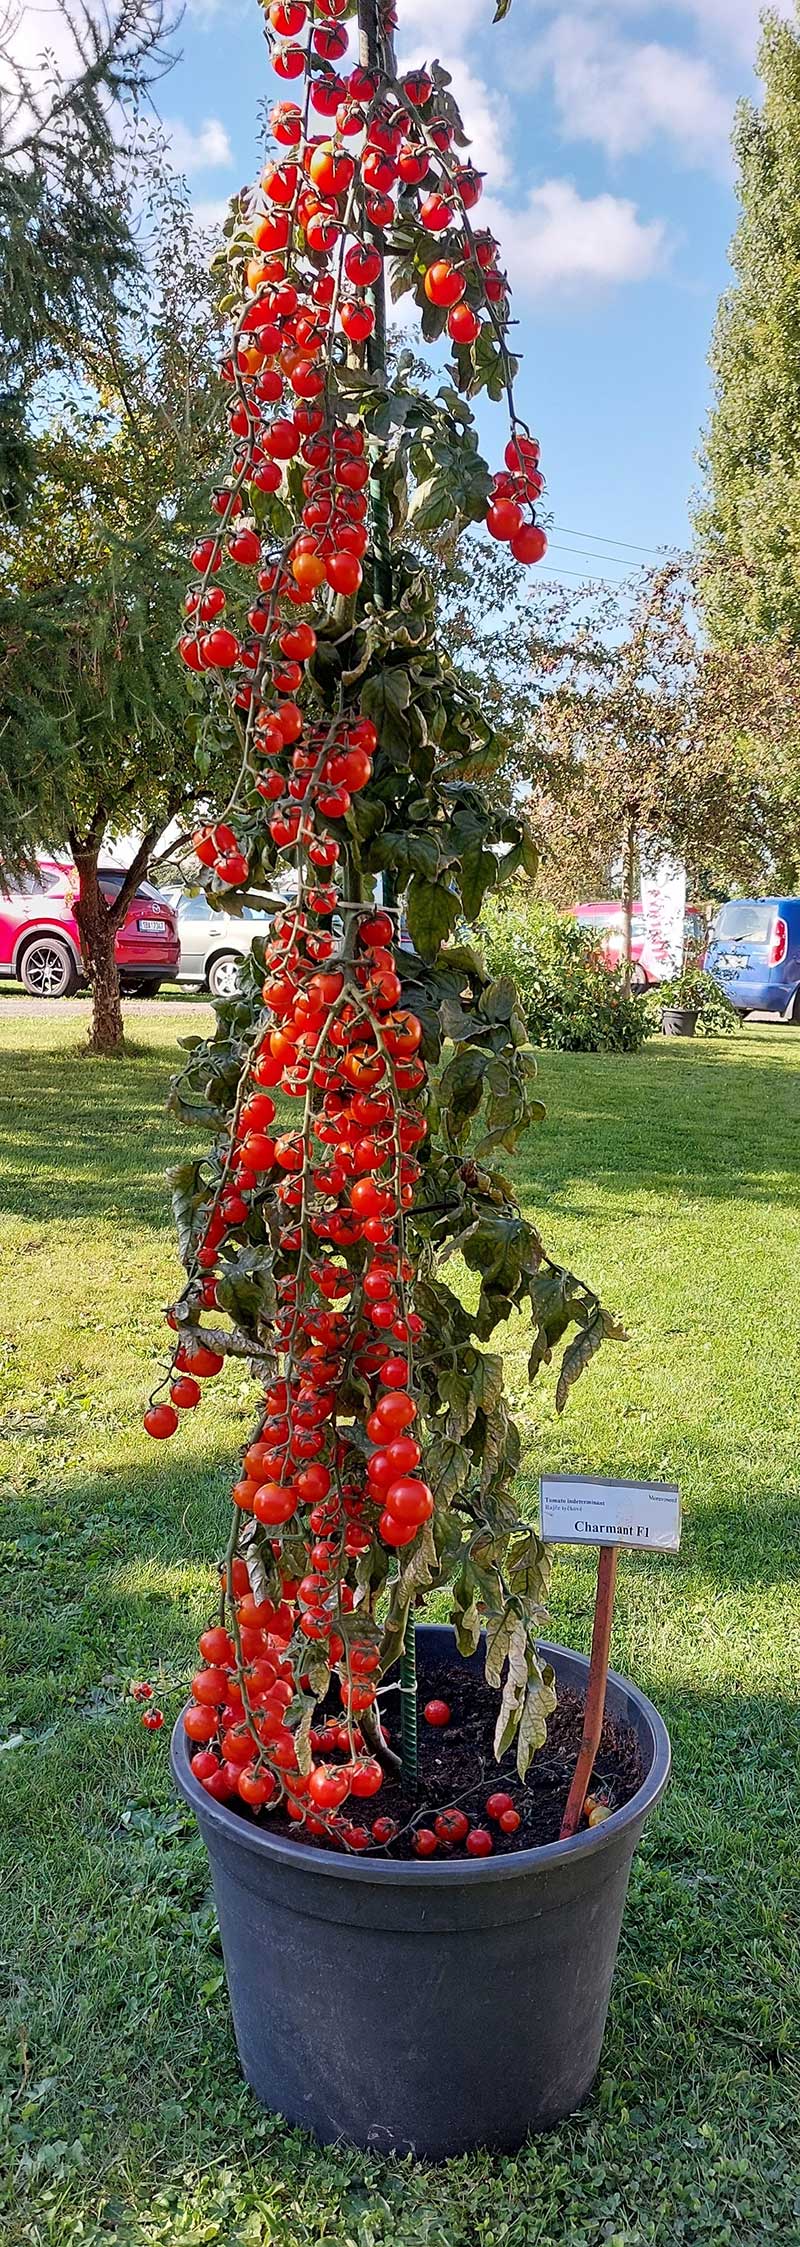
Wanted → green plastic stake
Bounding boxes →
[399,1607,418,1786]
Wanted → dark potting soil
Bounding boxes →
[229,1653,645,1861]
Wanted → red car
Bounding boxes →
[0,858,180,997]
[571,900,707,988]
[572,900,658,988]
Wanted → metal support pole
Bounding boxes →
[357,0,393,610]
[358,0,413,1779]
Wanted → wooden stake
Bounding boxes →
[560,1545,619,1839]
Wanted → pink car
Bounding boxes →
[0,858,180,998]
[571,900,707,986]
[572,901,663,989]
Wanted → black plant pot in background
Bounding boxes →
[661,1006,698,1037]
[171,1628,670,2158]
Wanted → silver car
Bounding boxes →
[168,891,278,1000]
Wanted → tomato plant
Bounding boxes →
[144,0,622,1856]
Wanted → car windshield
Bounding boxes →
[97,871,166,904]
[176,894,271,921]
[178,893,211,919]
[713,901,775,945]
[0,866,61,897]
[577,907,639,936]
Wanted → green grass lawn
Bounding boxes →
[1,1007,799,2247]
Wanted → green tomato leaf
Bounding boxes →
[406,875,460,958]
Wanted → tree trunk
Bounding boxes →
[71,847,124,1053]
[621,818,636,998]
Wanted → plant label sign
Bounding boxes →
[539,1474,681,1553]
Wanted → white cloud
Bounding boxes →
[395,0,488,56]
[185,0,246,20]
[192,195,231,232]
[514,0,794,64]
[0,2,117,149]
[535,15,732,168]
[519,0,786,49]
[166,116,233,172]
[1,0,84,82]
[482,177,668,294]
[677,0,792,57]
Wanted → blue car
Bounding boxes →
[704,896,800,1021]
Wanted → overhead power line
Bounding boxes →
[547,543,647,575]
[552,523,675,558]
[542,562,633,585]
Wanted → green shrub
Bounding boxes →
[654,968,740,1037]
[479,886,651,1053]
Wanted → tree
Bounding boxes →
[695,6,800,650]
[693,5,800,885]
[0,140,228,1049]
[518,566,736,982]
[143,0,623,1848]
[0,0,174,515]
[695,627,800,893]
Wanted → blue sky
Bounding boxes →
[156,0,788,590]
[22,0,789,586]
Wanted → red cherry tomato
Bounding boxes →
[238,1765,278,1807]
[434,1808,470,1845]
[184,1704,218,1744]
[144,1403,178,1440]
[194,1661,235,1706]
[190,1750,220,1784]
[347,1758,383,1798]
[423,1699,451,1728]
[308,1765,351,1810]
[384,1477,434,1525]
[485,1791,515,1822]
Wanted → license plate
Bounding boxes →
[718,953,741,971]
[138,918,167,933]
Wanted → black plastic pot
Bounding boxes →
[661,1005,698,1037]
[171,1629,670,2157]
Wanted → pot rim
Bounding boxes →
[171,1635,671,1886]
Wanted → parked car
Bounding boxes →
[704,896,800,1020]
[0,859,179,998]
[165,890,278,999]
[572,900,660,988]
[571,899,708,988]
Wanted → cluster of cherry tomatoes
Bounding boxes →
[412,1792,521,1858]
[488,436,548,565]
[183,1580,388,1833]
[148,882,441,1840]
[143,2,550,1852]
[178,0,545,701]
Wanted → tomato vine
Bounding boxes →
[145,0,622,1854]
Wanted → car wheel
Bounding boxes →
[19,936,79,998]
[208,952,242,1000]
[124,980,163,998]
